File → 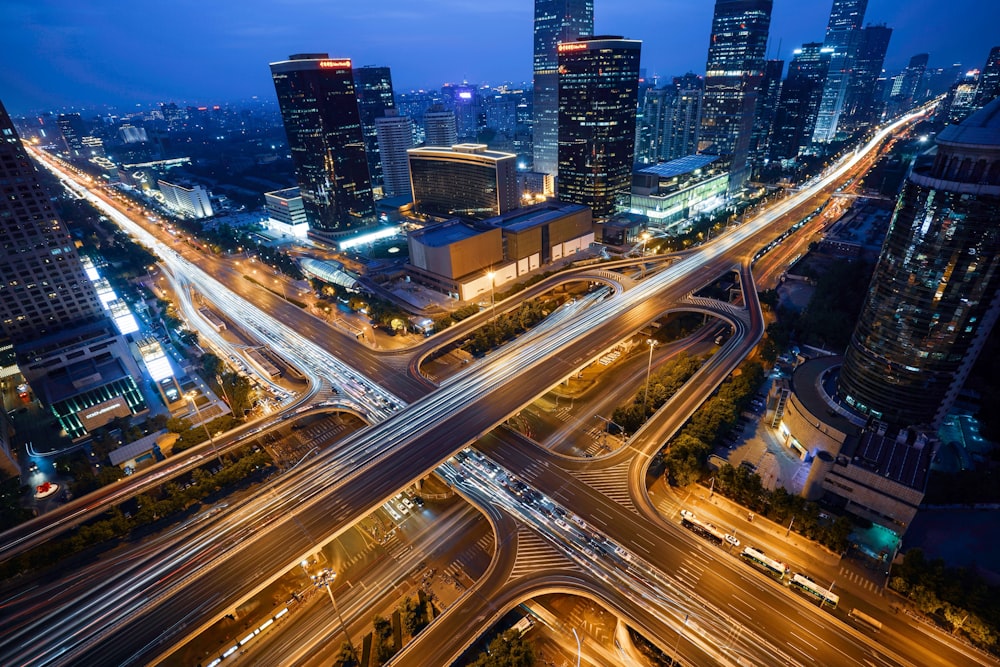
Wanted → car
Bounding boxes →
[555,519,570,530]
[613,545,632,561]
[680,509,696,522]
[402,498,415,510]
[395,502,408,514]
[725,534,741,547]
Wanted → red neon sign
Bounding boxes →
[558,43,589,53]
[319,59,351,68]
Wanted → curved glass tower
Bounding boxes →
[838,99,1000,428]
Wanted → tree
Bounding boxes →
[470,630,535,667]
[398,596,427,636]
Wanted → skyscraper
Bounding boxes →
[270,54,376,241]
[375,110,415,198]
[812,0,868,143]
[975,46,1000,107]
[532,0,594,177]
[557,36,641,220]
[0,99,146,438]
[56,113,85,158]
[353,66,397,193]
[841,24,892,132]
[635,87,672,165]
[423,105,458,147]
[408,144,518,221]
[897,53,930,110]
[770,44,833,160]
[698,0,773,192]
[749,59,785,163]
[838,99,1000,429]
[664,73,705,162]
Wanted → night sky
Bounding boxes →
[3,0,998,113]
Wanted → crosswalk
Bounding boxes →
[508,528,576,581]
[573,461,635,511]
[838,566,884,596]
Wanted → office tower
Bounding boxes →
[56,113,85,157]
[118,124,147,144]
[635,87,671,164]
[838,99,1000,429]
[375,110,415,198]
[749,59,785,163]
[975,46,1000,107]
[770,44,834,160]
[812,0,868,143]
[698,0,773,192]
[270,53,376,241]
[0,99,146,438]
[423,105,458,147]
[446,84,480,142]
[557,36,641,220]
[408,144,518,220]
[264,187,309,238]
[353,66,396,192]
[841,24,892,131]
[532,0,594,176]
[897,53,930,109]
[664,73,705,162]
[941,72,982,125]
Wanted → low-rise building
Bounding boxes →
[628,154,727,229]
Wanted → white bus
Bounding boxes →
[790,573,839,608]
[740,546,790,580]
[848,608,882,632]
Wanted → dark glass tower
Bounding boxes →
[353,66,396,193]
[557,36,641,220]
[532,0,594,176]
[749,59,785,163]
[838,100,1000,429]
[812,0,868,143]
[270,54,376,240]
[770,44,833,160]
[975,46,1000,107]
[698,0,773,192]
[841,24,892,132]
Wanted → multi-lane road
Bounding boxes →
[1,108,975,666]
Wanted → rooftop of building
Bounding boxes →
[410,219,484,247]
[408,144,515,161]
[481,200,590,232]
[265,187,301,200]
[937,97,1000,148]
[44,354,133,404]
[636,154,720,179]
[788,355,859,436]
[841,427,934,492]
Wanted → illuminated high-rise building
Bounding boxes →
[408,144,518,221]
[770,44,833,160]
[698,0,773,192]
[423,105,458,147]
[975,46,1000,107]
[532,0,594,177]
[353,66,396,193]
[841,24,892,131]
[0,99,146,439]
[270,54,376,242]
[375,110,414,198]
[664,73,705,162]
[557,36,641,220]
[750,59,784,163]
[812,0,868,143]
[838,99,1000,429]
[56,113,85,158]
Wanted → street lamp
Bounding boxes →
[642,339,658,418]
[486,271,497,332]
[312,568,354,653]
[640,231,650,256]
[185,390,222,465]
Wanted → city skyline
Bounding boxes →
[3,0,999,113]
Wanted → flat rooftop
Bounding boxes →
[844,428,934,491]
[483,200,590,232]
[411,220,483,247]
[637,154,719,179]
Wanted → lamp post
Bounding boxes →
[640,230,650,256]
[313,568,354,653]
[642,339,657,418]
[185,391,222,465]
[486,271,497,332]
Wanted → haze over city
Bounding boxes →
[3,0,998,110]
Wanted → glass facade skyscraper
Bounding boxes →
[698,0,773,192]
[271,54,376,240]
[770,44,833,160]
[812,0,868,143]
[532,0,593,177]
[841,24,892,132]
[557,37,641,221]
[838,99,1000,429]
[353,66,397,193]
